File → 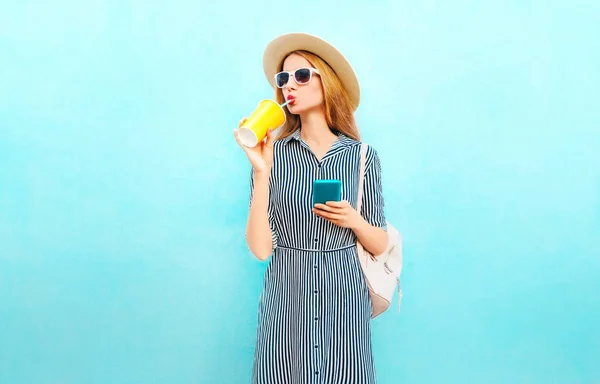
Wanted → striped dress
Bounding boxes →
[250,128,387,384]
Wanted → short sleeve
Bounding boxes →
[249,169,278,249]
[360,146,387,231]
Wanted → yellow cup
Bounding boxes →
[238,99,286,147]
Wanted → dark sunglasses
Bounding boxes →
[274,67,320,88]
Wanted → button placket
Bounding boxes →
[312,159,323,380]
[311,256,321,376]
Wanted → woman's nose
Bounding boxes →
[284,78,297,92]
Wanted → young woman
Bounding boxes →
[234,32,389,383]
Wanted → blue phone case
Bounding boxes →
[312,179,342,205]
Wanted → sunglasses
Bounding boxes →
[274,67,320,88]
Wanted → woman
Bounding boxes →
[234,32,389,383]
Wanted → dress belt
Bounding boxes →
[277,244,356,252]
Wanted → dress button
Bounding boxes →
[315,345,319,349]
[314,317,319,321]
[314,290,318,294]
[314,238,318,242]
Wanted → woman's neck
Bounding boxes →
[299,111,337,147]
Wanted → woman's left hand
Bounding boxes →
[312,200,363,229]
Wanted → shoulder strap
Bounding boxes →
[356,143,368,213]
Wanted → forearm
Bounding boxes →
[352,217,388,256]
[246,170,273,260]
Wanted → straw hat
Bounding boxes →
[262,32,361,111]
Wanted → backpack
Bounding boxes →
[356,143,403,319]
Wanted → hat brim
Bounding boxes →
[262,32,360,111]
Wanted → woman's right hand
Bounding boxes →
[233,118,275,175]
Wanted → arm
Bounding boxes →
[312,146,389,256]
[351,216,388,256]
[246,169,277,261]
[354,146,388,256]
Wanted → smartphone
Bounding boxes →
[312,179,342,205]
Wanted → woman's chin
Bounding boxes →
[287,104,301,114]
[288,102,313,114]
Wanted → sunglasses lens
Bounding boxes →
[294,68,312,84]
[276,72,289,88]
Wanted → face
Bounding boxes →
[278,53,324,115]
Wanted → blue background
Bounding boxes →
[1,1,599,383]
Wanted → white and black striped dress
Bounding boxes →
[250,128,387,384]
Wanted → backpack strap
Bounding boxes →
[356,143,368,213]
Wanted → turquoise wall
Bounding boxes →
[1,1,598,383]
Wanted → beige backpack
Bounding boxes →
[356,143,404,319]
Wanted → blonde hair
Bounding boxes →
[274,50,360,141]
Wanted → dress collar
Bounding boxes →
[282,128,358,150]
